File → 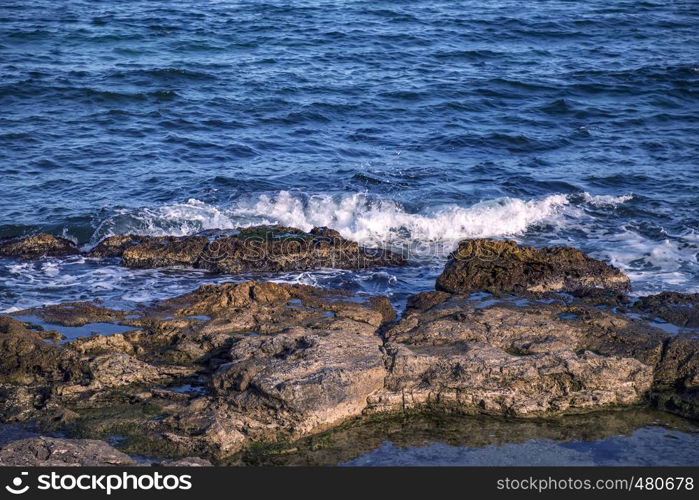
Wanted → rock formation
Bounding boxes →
[0,234,80,259]
[436,239,630,296]
[0,235,697,465]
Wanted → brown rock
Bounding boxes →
[0,233,80,259]
[387,293,669,365]
[632,292,699,329]
[436,239,630,296]
[87,225,406,273]
[0,437,136,466]
[15,302,126,327]
[371,342,651,417]
[212,328,386,436]
[8,278,697,465]
[378,294,661,416]
[1,283,397,459]
[86,234,143,258]
[0,316,87,385]
[122,236,209,268]
[86,353,167,390]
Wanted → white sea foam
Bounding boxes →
[581,192,634,207]
[94,191,575,250]
[600,228,699,293]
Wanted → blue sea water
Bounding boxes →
[0,0,697,312]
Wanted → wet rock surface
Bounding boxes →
[0,437,137,466]
[84,225,406,273]
[237,408,698,466]
[15,302,126,327]
[632,292,699,329]
[436,239,630,296]
[2,226,406,274]
[0,233,80,259]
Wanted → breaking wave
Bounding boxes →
[92,191,584,249]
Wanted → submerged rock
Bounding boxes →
[237,407,697,466]
[436,239,630,296]
[0,233,80,259]
[160,456,212,466]
[0,437,136,466]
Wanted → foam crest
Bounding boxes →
[581,193,634,207]
[94,191,573,249]
[231,191,571,246]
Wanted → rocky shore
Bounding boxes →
[0,225,406,272]
[0,229,697,465]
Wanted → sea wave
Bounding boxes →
[581,192,634,207]
[91,190,634,250]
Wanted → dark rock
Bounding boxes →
[0,316,87,385]
[632,292,699,329]
[0,437,136,466]
[196,225,405,273]
[436,239,630,296]
[310,226,342,239]
[122,236,209,268]
[0,233,80,259]
[86,225,406,273]
[653,334,699,419]
[159,457,212,466]
[15,301,126,327]
[86,234,143,258]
